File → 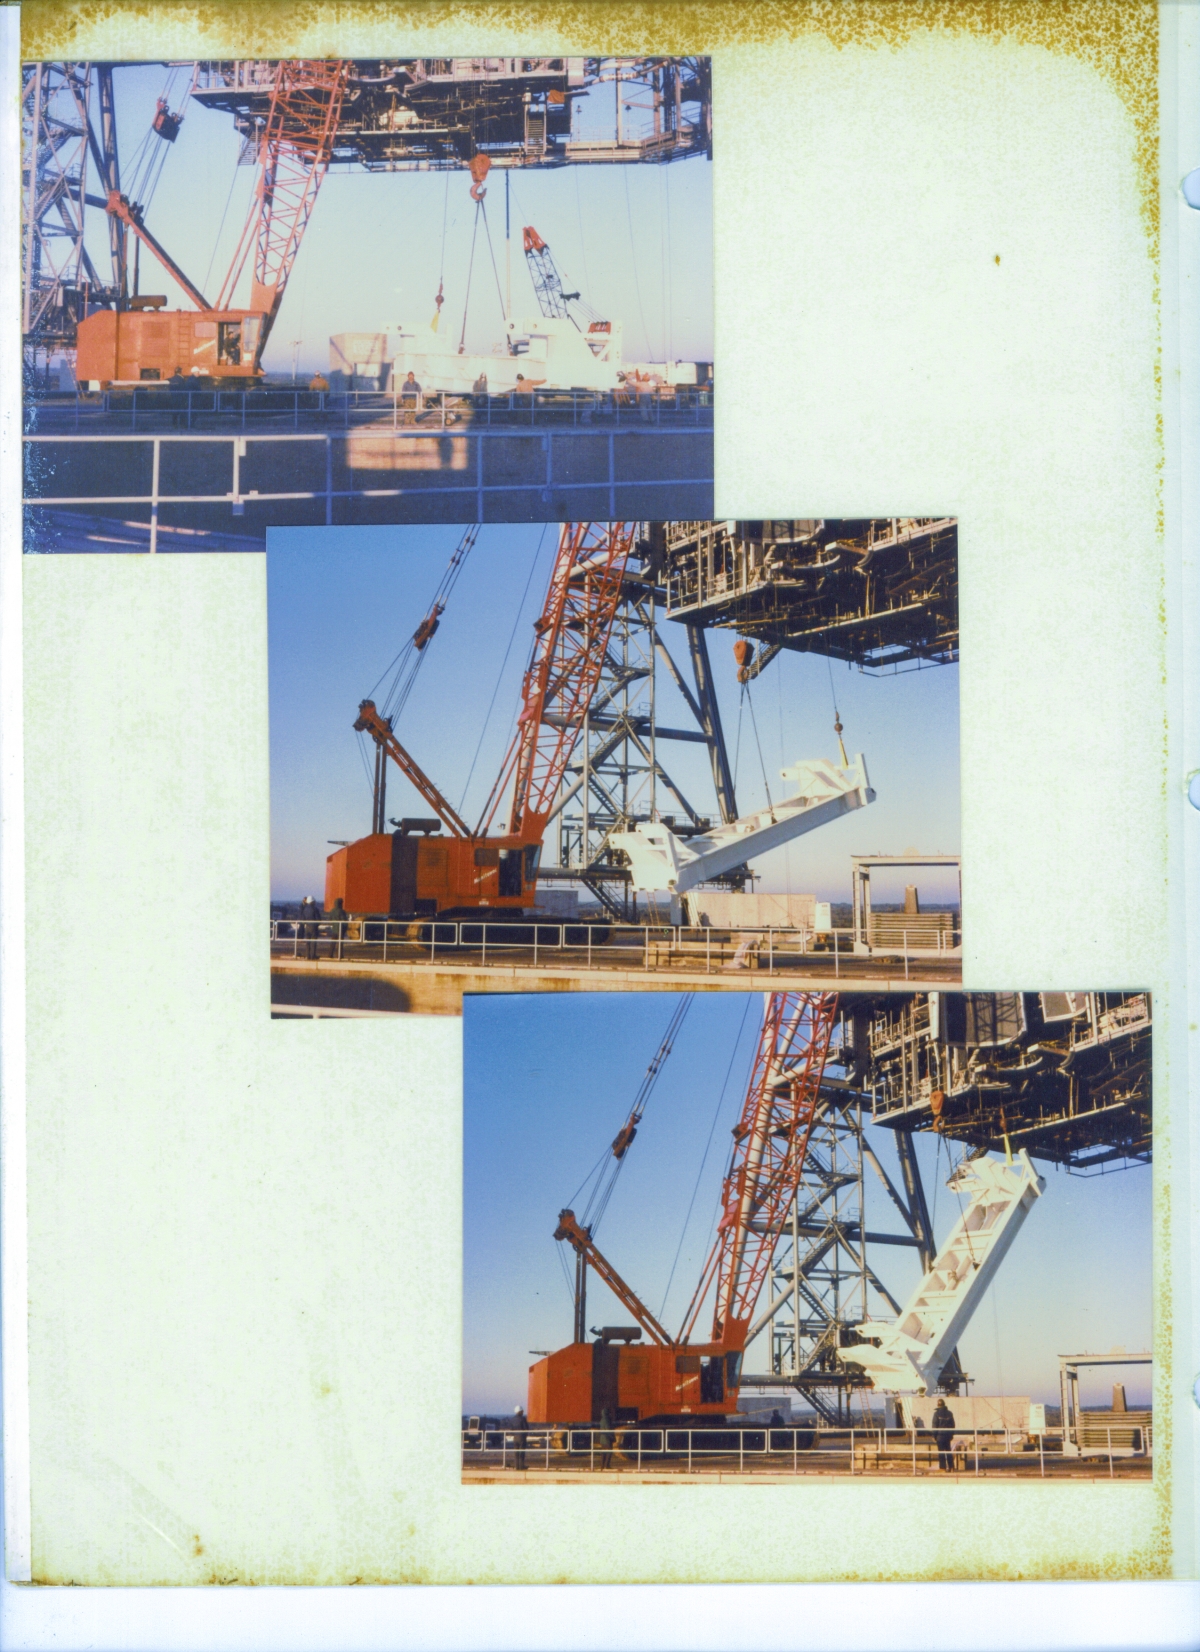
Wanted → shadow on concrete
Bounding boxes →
[271,971,411,1014]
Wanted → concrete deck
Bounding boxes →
[270,954,963,1015]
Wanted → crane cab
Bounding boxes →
[527,1339,743,1426]
[324,827,541,918]
[75,306,267,388]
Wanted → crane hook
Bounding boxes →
[469,153,491,202]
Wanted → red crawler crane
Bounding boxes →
[527,991,839,1426]
[76,60,351,386]
[324,521,637,919]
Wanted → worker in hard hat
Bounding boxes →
[309,370,329,393]
[512,1404,528,1470]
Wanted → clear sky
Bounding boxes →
[77,64,713,375]
[461,992,1153,1417]
[268,524,961,904]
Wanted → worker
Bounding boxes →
[168,366,187,428]
[472,370,489,409]
[399,370,422,424]
[597,1405,614,1469]
[299,894,318,960]
[309,370,329,394]
[931,1396,956,1472]
[514,372,546,411]
[512,1405,528,1471]
[325,897,349,934]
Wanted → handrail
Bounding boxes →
[269,915,963,974]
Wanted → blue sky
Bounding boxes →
[77,64,713,375]
[268,524,961,903]
[462,993,1153,1416]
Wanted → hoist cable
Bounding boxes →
[479,199,507,327]
[457,525,549,815]
[658,996,753,1323]
[580,994,694,1237]
[622,167,651,359]
[371,525,481,727]
[744,683,775,817]
[458,201,481,353]
[203,163,242,298]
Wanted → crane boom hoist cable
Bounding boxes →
[528,991,839,1427]
[325,521,637,921]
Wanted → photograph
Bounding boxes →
[462,988,1152,1483]
[21,56,714,549]
[268,517,961,1014]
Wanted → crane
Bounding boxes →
[324,521,637,920]
[327,525,877,922]
[521,224,619,362]
[527,991,840,1426]
[75,59,351,387]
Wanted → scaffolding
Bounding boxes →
[546,536,741,917]
[21,62,122,378]
[741,1071,937,1423]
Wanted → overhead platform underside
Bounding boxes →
[842,989,1151,1171]
[663,518,958,671]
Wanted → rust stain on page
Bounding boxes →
[20,0,1161,250]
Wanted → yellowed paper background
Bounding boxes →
[12,0,1195,1586]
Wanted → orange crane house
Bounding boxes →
[324,521,637,920]
[527,990,839,1426]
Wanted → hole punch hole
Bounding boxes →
[1188,772,1200,811]
[1183,168,1200,208]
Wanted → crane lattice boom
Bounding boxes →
[477,521,637,843]
[217,58,351,354]
[682,991,839,1348]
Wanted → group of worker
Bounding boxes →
[295,895,349,959]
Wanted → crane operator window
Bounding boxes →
[699,1355,725,1405]
[217,321,242,366]
[497,848,523,898]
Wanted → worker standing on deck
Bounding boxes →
[400,371,422,423]
[597,1405,614,1469]
[512,1405,528,1470]
[309,370,329,393]
[932,1396,956,1471]
[168,366,187,428]
[299,894,318,960]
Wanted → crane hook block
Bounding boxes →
[733,637,755,682]
[469,153,491,201]
[611,1122,638,1160]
